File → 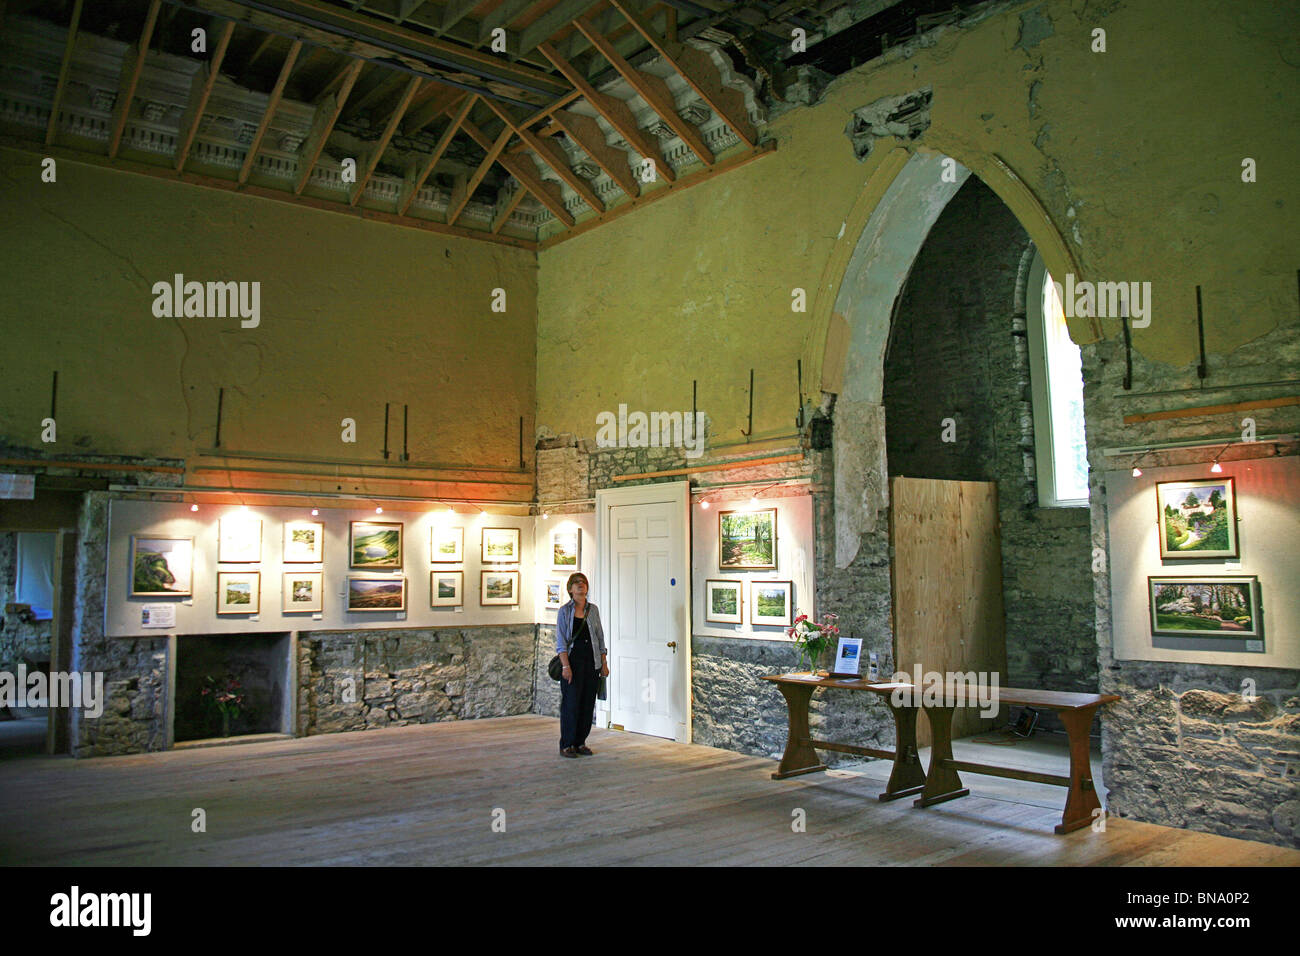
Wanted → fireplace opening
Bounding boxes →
[174,633,291,743]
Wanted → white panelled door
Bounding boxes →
[597,482,689,741]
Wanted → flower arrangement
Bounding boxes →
[787,612,839,674]
[201,675,246,737]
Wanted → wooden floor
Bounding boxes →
[0,715,1295,866]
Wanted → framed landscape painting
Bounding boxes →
[551,528,580,571]
[751,580,793,626]
[705,579,743,625]
[1156,478,1238,559]
[218,516,262,563]
[482,527,520,563]
[350,521,403,569]
[430,526,464,564]
[347,575,406,612]
[545,580,564,609]
[430,570,464,608]
[719,509,777,570]
[130,536,193,597]
[1148,576,1260,639]
[481,570,519,606]
[282,571,323,613]
[216,571,260,615]
[283,520,324,563]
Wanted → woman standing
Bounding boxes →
[556,571,610,757]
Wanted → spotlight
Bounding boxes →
[375,506,383,514]
[311,509,319,516]
[190,504,199,512]
[542,512,550,519]
[1132,467,1142,477]
[1210,461,1223,474]
[700,499,710,509]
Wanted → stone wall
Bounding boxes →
[882,178,1096,722]
[1082,324,1300,847]
[297,625,536,735]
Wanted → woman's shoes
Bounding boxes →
[561,746,579,758]
[576,746,594,756]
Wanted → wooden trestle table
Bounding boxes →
[763,674,1119,834]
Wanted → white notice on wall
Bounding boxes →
[141,604,176,628]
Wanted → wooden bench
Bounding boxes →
[760,673,926,801]
[915,685,1119,834]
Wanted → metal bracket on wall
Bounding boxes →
[796,359,805,429]
[214,386,224,448]
[1195,285,1207,380]
[1121,316,1132,391]
[740,368,754,438]
[401,404,409,462]
[382,402,390,460]
[49,370,58,423]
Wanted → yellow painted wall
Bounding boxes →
[538,0,1299,443]
[0,148,537,469]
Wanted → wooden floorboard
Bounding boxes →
[0,716,1295,866]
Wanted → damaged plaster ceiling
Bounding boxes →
[0,0,983,245]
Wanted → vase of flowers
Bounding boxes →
[201,675,246,738]
[787,612,839,675]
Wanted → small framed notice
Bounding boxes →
[830,636,863,677]
[141,604,176,629]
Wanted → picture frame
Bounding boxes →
[705,579,743,624]
[282,571,323,613]
[481,569,520,606]
[1156,478,1238,559]
[130,535,193,597]
[1148,576,1261,639]
[216,571,260,615]
[283,520,324,563]
[350,521,403,569]
[430,570,464,608]
[751,580,793,626]
[218,515,262,563]
[430,525,464,564]
[481,527,520,563]
[551,528,581,571]
[545,580,564,609]
[347,575,406,612]
[719,508,777,570]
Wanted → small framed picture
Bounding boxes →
[705,579,743,624]
[130,536,194,597]
[1156,478,1238,559]
[218,516,262,563]
[481,569,519,606]
[431,525,464,563]
[545,580,564,609]
[283,520,324,563]
[430,570,464,607]
[551,528,581,571]
[347,575,406,612]
[751,580,793,626]
[482,527,520,563]
[350,521,403,569]
[1148,576,1261,639]
[216,571,260,614]
[282,571,323,613]
[719,509,777,570]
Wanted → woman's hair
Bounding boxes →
[566,572,589,597]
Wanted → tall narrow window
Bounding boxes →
[1026,251,1089,506]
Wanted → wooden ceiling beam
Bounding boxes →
[107,0,162,159]
[398,92,475,216]
[350,74,424,205]
[44,0,83,146]
[538,40,676,182]
[491,183,526,234]
[462,119,574,227]
[549,107,639,198]
[404,83,464,134]
[519,0,604,56]
[446,124,510,224]
[175,18,236,171]
[478,0,533,44]
[482,97,605,214]
[608,0,756,148]
[295,58,364,193]
[177,0,567,100]
[574,13,713,165]
[237,39,302,185]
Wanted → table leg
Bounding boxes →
[1056,705,1103,834]
[915,704,969,807]
[771,682,827,779]
[879,702,926,801]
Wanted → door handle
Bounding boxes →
[666,641,677,652]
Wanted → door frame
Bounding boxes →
[594,480,693,743]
